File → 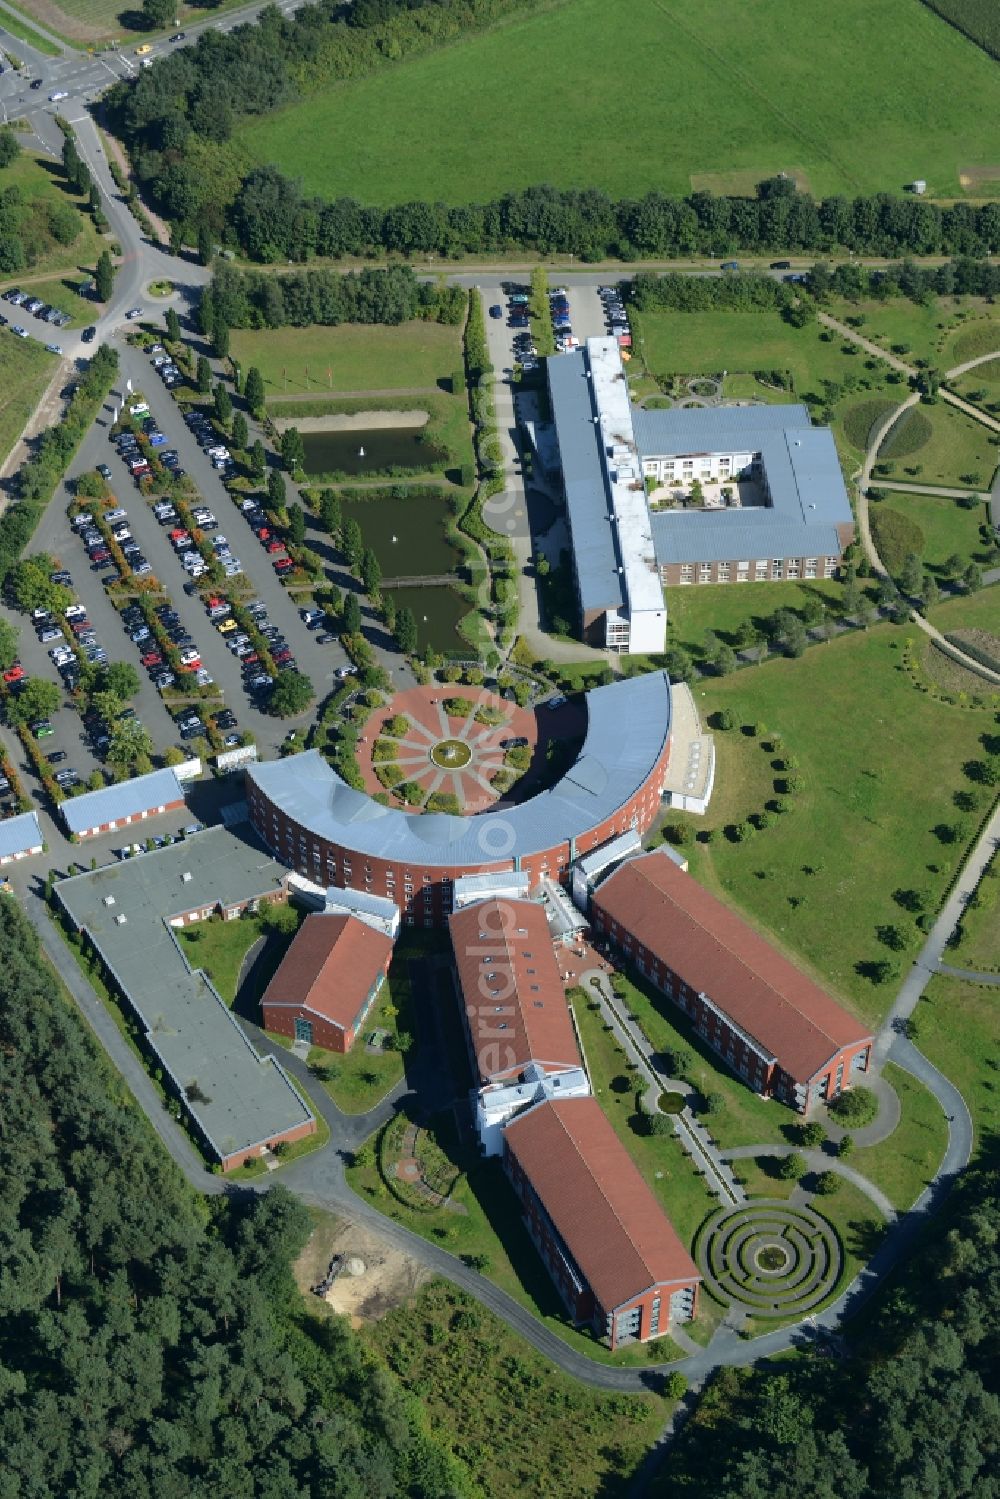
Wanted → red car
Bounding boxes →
[69,618,92,634]
[177,659,202,673]
[3,665,24,684]
[140,651,162,668]
[273,558,293,574]
[265,539,284,554]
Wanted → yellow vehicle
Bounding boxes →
[218,617,237,634]
[135,43,152,55]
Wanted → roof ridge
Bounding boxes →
[551,1103,658,1287]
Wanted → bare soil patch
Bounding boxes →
[959,164,1000,192]
[294,1217,430,1328]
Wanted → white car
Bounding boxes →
[194,668,214,686]
[49,90,68,102]
[211,536,228,551]
[64,604,87,619]
[178,647,201,665]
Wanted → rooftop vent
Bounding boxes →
[103,895,115,907]
[114,914,127,926]
[181,871,193,883]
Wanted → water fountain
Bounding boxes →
[358,444,366,458]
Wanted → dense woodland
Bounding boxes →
[106,0,1000,263]
[0,899,469,1498]
[203,263,465,332]
[660,1161,1000,1498]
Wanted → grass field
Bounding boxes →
[663,578,847,664]
[927,589,1000,636]
[951,851,1000,970]
[0,4,60,50]
[872,491,989,575]
[240,0,1000,203]
[365,1281,666,1499]
[176,913,277,1005]
[672,623,991,1020]
[0,327,54,467]
[634,309,868,394]
[16,0,256,45]
[852,1062,948,1209]
[877,400,998,487]
[229,321,463,398]
[0,149,105,281]
[918,975,1000,1153]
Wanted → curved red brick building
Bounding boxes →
[246,674,672,928]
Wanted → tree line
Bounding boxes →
[202,262,464,336]
[662,1160,1000,1498]
[0,896,469,1497]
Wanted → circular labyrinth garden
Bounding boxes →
[695,1201,842,1318]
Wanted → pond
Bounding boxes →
[387,585,468,657]
[300,426,448,477]
[342,490,460,577]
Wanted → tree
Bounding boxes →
[280,427,305,474]
[876,922,907,951]
[267,468,286,511]
[963,561,983,593]
[799,1120,825,1149]
[342,592,362,636]
[714,643,738,677]
[360,546,381,596]
[244,365,265,417]
[142,0,173,28]
[267,670,314,718]
[9,557,71,616]
[899,551,924,596]
[196,355,212,395]
[921,572,940,610]
[98,661,140,699]
[813,1170,840,1196]
[287,502,305,546]
[0,127,19,169]
[6,678,60,726]
[213,321,230,360]
[320,488,341,536]
[395,605,417,655]
[214,382,232,426]
[647,1112,673,1137]
[249,439,266,480]
[232,411,248,451]
[164,306,181,343]
[829,1086,879,1127]
[0,618,19,671]
[341,517,364,570]
[778,1152,807,1180]
[702,1091,724,1116]
[197,222,214,267]
[94,249,114,303]
[107,718,154,767]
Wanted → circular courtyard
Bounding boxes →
[695,1201,842,1319]
[360,685,542,814]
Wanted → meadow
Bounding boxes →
[229,321,462,397]
[16,0,254,44]
[0,327,55,468]
[674,623,992,1021]
[0,149,105,281]
[240,0,1000,203]
[870,490,989,576]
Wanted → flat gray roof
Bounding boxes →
[61,767,185,836]
[247,673,671,869]
[0,810,43,859]
[632,405,852,566]
[547,350,624,612]
[56,827,313,1162]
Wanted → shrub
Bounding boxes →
[778,1152,808,1180]
[829,1087,879,1128]
[813,1170,840,1196]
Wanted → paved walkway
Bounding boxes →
[817,312,916,375]
[719,1144,897,1221]
[818,1071,901,1147]
[936,962,1000,985]
[865,479,990,500]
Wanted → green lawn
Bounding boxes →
[0,149,105,281]
[927,590,1000,637]
[0,4,60,51]
[634,308,867,393]
[241,0,1000,202]
[229,321,463,398]
[917,975,1000,1152]
[0,327,54,467]
[364,1281,666,1499]
[304,947,415,1113]
[15,0,261,44]
[871,492,990,576]
[851,1063,948,1210]
[672,624,991,1021]
[176,912,302,1007]
[664,577,847,665]
[951,852,1000,971]
[876,400,998,487]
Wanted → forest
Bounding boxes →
[203,263,465,332]
[0,898,469,1498]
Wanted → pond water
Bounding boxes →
[343,491,460,577]
[387,585,468,656]
[300,426,447,477]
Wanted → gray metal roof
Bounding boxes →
[547,351,624,612]
[247,673,671,869]
[61,767,185,836]
[323,884,398,921]
[650,513,841,564]
[0,810,42,859]
[55,827,313,1162]
[632,405,853,568]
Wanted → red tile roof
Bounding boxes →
[504,1097,700,1311]
[449,899,581,1084]
[594,853,871,1083]
[261,913,393,1031]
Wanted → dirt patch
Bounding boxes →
[690,166,813,197]
[271,409,428,433]
[294,1216,430,1328]
[959,165,1000,193]
[923,639,1000,697]
[17,0,100,43]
